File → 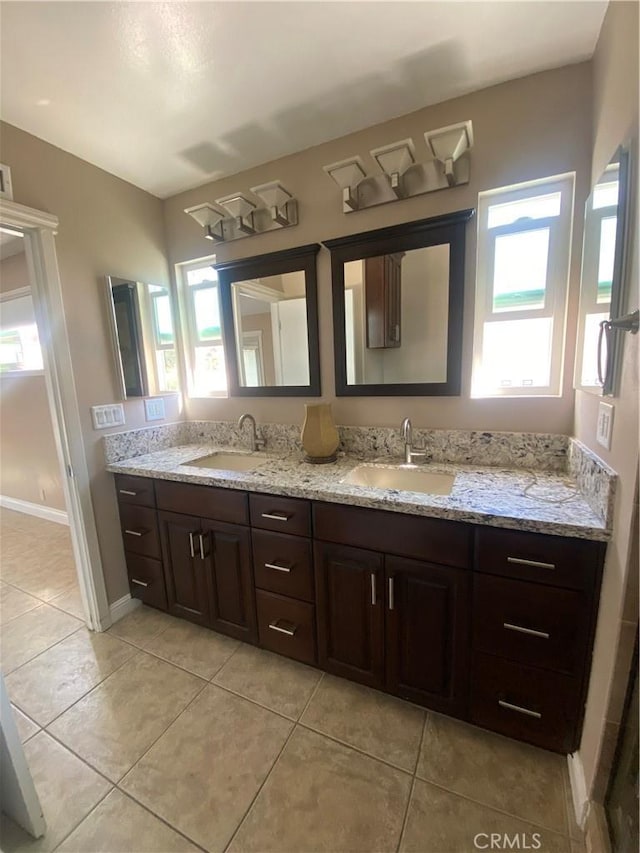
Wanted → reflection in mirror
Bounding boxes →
[325,210,473,396]
[0,232,44,374]
[105,276,178,398]
[343,246,450,385]
[575,147,629,395]
[217,244,321,397]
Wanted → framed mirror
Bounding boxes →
[105,276,179,398]
[324,210,473,396]
[217,244,321,397]
[574,145,631,395]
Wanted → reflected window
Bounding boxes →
[0,292,44,373]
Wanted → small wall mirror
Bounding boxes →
[105,276,179,398]
[574,145,631,395]
[324,210,473,396]
[217,244,321,397]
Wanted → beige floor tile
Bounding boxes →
[141,617,239,679]
[10,704,40,742]
[49,585,85,620]
[2,559,77,603]
[214,643,322,718]
[6,628,136,726]
[121,684,293,852]
[0,605,82,674]
[417,713,568,835]
[0,731,111,853]
[300,674,425,771]
[57,789,199,852]
[0,582,41,625]
[48,652,204,781]
[107,604,175,647]
[229,726,411,853]
[399,778,570,853]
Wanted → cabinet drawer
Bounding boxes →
[250,494,311,538]
[470,652,581,753]
[475,527,601,591]
[256,589,316,665]
[119,504,161,559]
[155,480,248,525]
[115,474,156,508]
[125,553,167,611]
[252,530,314,602]
[473,574,590,676]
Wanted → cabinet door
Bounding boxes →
[315,542,384,688]
[385,556,470,718]
[201,520,257,643]
[159,511,210,626]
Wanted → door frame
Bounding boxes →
[0,198,111,630]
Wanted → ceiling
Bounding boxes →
[0,1,607,199]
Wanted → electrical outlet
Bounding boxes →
[596,401,614,450]
[91,403,125,430]
[144,397,165,421]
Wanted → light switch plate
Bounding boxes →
[91,403,125,430]
[144,397,165,421]
[596,401,614,450]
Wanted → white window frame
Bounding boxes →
[0,286,45,376]
[472,173,575,398]
[176,255,227,398]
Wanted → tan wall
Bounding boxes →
[0,250,29,292]
[164,63,592,434]
[0,122,182,603]
[573,1,640,798]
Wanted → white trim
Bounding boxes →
[567,751,589,830]
[0,494,69,525]
[0,286,32,302]
[109,593,141,623]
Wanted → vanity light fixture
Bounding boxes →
[323,157,368,212]
[424,121,474,187]
[216,193,256,235]
[184,202,226,242]
[369,139,415,198]
[250,181,296,227]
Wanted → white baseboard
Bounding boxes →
[0,494,69,525]
[109,593,141,624]
[568,751,589,830]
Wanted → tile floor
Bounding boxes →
[1,512,587,853]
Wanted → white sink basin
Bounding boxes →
[184,452,261,472]
[343,465,456,496]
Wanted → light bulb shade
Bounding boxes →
[323,157,367,190]
[370,139,416,177]
[424,121,474,165]
[250,181,293,208]
[184,202,226,229]
[216,193,256,219]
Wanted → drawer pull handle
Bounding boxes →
[119,489,137,496]
[507,557,555,570]
[388,577,395,611]
[265,561,292,573]
[498,699,542,720]
[130,578,149,588]
[370,573,377,606]
[268,620,297,637]
[261,512,291,522]
[188,531,196,558]
[124,528,145,537]
[503,622,550,640]
[198,533,206,560]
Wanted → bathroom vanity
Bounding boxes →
[109,437,609,755]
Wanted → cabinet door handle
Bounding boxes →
[507,556,555,571]
[268,620,297,637]
[261,512,291,522]
[265,561,292,573]
[119,489,137,496]
[188,531,196,558]
[498,699,542,720]
[124,528,145,537]
[130,578,149,588]
[370,573,377,606]
[503,622,550,640]
[198,533,206,560]
[388,577,395,611]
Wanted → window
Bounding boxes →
[472,174,574,397]
[0,290,44,374]
[177,257,227,396]
[147,285,178,392]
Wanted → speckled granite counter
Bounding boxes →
[106,442,611,541]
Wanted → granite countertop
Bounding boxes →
[106,443,610,541]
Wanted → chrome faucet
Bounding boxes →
[238,413,265,452]
[401,417,426,465]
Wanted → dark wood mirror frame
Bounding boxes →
[216,243,321,397]
[323,209,474,397]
